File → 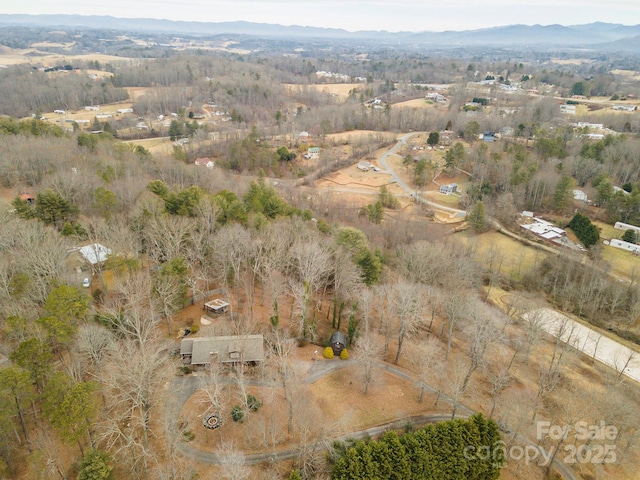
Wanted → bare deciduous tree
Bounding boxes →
[216,441,250,480]
[408,337,443,403]
[391,281,425,365]
[354,329,382,394]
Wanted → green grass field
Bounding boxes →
[601,245,640,281]
[462,230,549,281]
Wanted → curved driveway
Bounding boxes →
[165,358,577,480]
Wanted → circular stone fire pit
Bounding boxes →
[202,413,222,430]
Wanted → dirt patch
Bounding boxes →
[178,360,444,454]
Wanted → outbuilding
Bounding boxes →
[203,298,230,314]
[330,331,347,356]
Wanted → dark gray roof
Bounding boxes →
[330,331,347,345]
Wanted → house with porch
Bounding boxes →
[180,334,264,366]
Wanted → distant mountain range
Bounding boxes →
[1,14,640,49]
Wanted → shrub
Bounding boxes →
[622,229,638,244]
[323,346,335,359]
[247,394,262,412]
[568,213,600,247]
[92,288,104,304]
[182,430,195,442]
[189,324,199,334]
[340,348,349,360]
[231,405,245,423]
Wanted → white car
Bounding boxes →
[82,278,91,288]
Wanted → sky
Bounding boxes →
[3,0,640,32]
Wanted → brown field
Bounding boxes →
[284,83,365,99]
[0,46,137,66]
[394,98,446,109]
[550,58,593,65]
[30,41,76,49]
[326,129,396,144]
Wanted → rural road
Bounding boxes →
[165,359,577,480]
[378,133,468,216]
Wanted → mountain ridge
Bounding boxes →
[0,14,639,47]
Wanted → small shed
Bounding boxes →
[330,331,347,356]
[203,298,230,314]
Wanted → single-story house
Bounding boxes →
[79,243,111,267]
[358,161,373,172]
[203,298,230,314]
[306,147,320,160]
[612,105,637,112]
[560,105,576,115]
[608,239,640,255]
[180,334,264,366]
[66,243,112,274]
[614,221,640,235]
[482,131,496,142]
[439,183,457,195]
[330,331,347,356]
[521,218,566,240]
[573,190,588,202]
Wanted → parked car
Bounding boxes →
[82,278,91,288]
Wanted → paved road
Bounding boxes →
[378,133,467,216]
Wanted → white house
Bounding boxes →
[358,161,373,172]
[521,218,566,240]
[573,190,588,202]
[195,157,215,168]
[78,243,111,266]
[306,147,320,160]
[439,183,457,195]
[614,221,640,235]
[612,105,637,112]
[609,239,640,254]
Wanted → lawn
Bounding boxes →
[462,230,548,281]
[601,245,640,281]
